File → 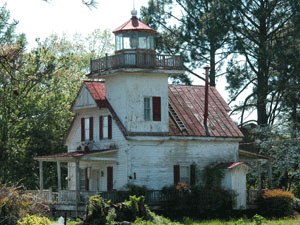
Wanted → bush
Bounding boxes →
[17,214,51,225]
[161,183,234,218]
[257,189,295,218]
[84,195,153,224]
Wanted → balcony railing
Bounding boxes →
[90,52,184,74]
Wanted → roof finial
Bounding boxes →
[131,0,137,18]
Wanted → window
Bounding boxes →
[81,117,93,142]
[100,115,112,139]
[144,96,161,121]
[144,97,151,121]
[174,164,196,185]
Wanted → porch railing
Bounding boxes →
[90,53,184,74]
[34,189,262,208]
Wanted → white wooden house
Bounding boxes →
[35,10,256,212]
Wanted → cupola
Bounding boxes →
[113,10,156,54]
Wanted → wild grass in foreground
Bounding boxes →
[132,214,300,225]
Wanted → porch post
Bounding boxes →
[257,160,262,191]
[39,161,43,191]
[75,159,80,217]
[57,161,62,191]
[268,160,272,189]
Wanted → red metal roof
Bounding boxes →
[84,81,243,138]
[168,85,243,138]
[113,17,155,34]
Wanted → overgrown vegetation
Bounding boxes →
[257,189,295,218]
[83,195,153,224]
[0,184,49,225]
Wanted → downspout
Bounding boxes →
[204,66,210,136]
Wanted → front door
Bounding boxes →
[107,167,113,191]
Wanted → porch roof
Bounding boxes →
[215,161,251,169]
[34,149,117,162]
[239,149,273,161]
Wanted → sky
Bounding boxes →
[3,0,253,123]
[4,0,149,47]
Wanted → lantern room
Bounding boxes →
[88,9,184,77]
[113,9,156,54]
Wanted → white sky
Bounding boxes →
[4,0,149,47]
[3,0,253,123]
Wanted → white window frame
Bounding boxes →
[180,166,190,184]
[102,116,109,139]
[144,97,152,121]
[84,118,90,141]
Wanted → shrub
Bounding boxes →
[17,214,51,225]
[84,195,153,224]
[126,184,148,197]
[161,184,234,217]
[257,189,295,218]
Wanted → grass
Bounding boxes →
[132,214,300,225]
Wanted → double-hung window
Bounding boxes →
[144,96,161,121]
[174,164,196,185]
[81,117,93,142]
[100,115,112,140]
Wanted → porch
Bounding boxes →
[35,189,262,211]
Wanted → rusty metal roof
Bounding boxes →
[168,85,243,138]
[83,81,243,138]
[113,16,155,34]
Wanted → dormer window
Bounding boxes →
[144,96,161,121]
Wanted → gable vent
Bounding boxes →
[168,103,187,132]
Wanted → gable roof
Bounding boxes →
[83,81,243,138]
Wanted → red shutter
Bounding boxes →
[85,168,89,191]
[108,115,112,139]
[152,96,161,121]
[89,117,93,141]
[107,167,113,191]
[174,165,180,185]
[190,164,196,185]
[81,118,85,142]
[99,116,103,140]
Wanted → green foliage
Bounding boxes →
[17,214,51,225]
[161,183,234,217]
[257,189,295,218]
[0,4,113,189]
[126,184,148,197]
[202,165,225,188]
[85,195,153,224]
[252,214,265,225]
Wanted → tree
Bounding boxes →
[225,0,300,126]
[141,0,232,86]
[0,4,114,188]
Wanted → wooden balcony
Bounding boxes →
[90,52,184,75]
